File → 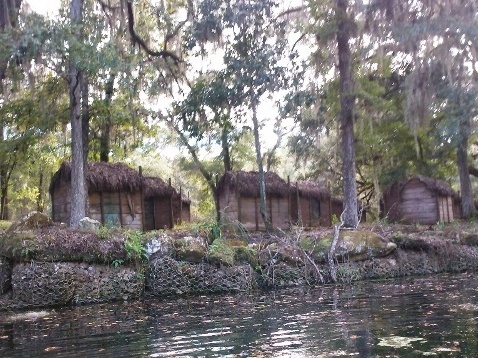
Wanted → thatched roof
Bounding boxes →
[143,176,175,198]
[217,171,289,197]
[295,180,331,200]
[405,175,456,197]
[143,177,191,203]
[50,162,143,194]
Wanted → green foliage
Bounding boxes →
[194,220,223,242]
[123,229,147,263]
[97,225,110,240]
[0,221,12,232]
[111,258,124,268]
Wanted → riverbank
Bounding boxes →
[1,212,478,311]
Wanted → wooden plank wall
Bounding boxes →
[51,182,71,224]
[154,197,172,229]
[438,196,454,223]
[400,181,438,225]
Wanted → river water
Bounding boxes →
[1,272,477,357]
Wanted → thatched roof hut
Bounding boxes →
[50,162,145,229]
[217,170,291,230]
[50,162,190,230]
[50,161,143,194]
[291,181,332,227]
[382,175,458,225]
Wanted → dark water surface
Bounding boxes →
[1,272,478,357]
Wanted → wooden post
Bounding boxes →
[254,196,259,231]
[100,191,105,225]
[118,191,124,226]
[139,166,146,231]
[237,173,242,225]
[268,195,273,229]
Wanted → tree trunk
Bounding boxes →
[69,0,86,228]
[251,96,271,230]
[221,127,232,172]
[458,115,475,218]
[36,169,44,212]
[336,0,358,228]
[100,72,115,162]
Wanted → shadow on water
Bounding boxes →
[1,272,478,357]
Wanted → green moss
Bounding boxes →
[208,239,236,266]
[0,220,12,232]
[0,231,37,260]
[299,236,331,262]
[234,245,258,267]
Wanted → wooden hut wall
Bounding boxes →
[269,196,290,230]
[153,197,173,229]
[83,191,143,229]
[180,203,191,223]
[51,181,71,224]
[382,183,402,222]
[296,197,332,227]
[437,196,454,223]
[238,197,259,230]
[174,201,191,224]
[218,186,239,223]
[143,198,155,231]
[218,185,290,230]
[400,179,438,225]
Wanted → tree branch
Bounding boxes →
[126,1,180,64]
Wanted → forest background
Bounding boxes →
[1,0,478,227]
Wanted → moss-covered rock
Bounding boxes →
[234,245,258,267]
[299,230,396,262]
[208,239,236,266]
[338,230,397,261]
[174,236,207,263]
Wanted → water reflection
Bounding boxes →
[1,272,478,357]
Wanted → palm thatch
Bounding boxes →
[50,162,143,194]
[217,171,289,197]
[413,175,456,197]
[295,180,331,200]
[143,176,175,198]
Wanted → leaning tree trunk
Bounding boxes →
[69,0,86,228]
[251,96,271,231]
[337,0,358,228]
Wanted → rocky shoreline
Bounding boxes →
[1,213,478,311]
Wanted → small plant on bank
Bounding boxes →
[97,225,111,240]
[194,221,223,242]
[123,229,147,263]
[111,258,124,268]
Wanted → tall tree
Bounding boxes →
[336,0,358,228]
[68,0,86,227]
